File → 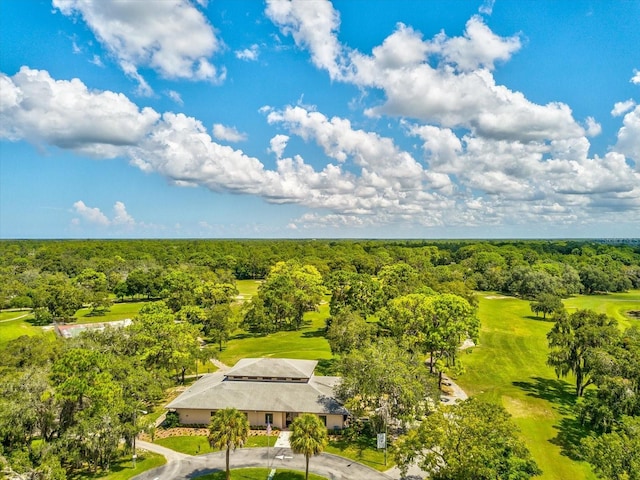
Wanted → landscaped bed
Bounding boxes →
[194,468,327,480]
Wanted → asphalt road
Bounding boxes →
[133,445,393,480]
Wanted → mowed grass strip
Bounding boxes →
[454,293,640,480]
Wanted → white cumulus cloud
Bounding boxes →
[53,0,225,92]
[269,134,289,158]
[73,201,110,226]
[212,123,248,142]
[72,200,136,227]
[265,0,346,80]
[0,67,159,157]
[611,99,636,117]
[614,105,640,165]
[112,201,135,226]
[235,44,260,61]
[584,117,602,137]
[429,15,521,72]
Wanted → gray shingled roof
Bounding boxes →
[166,372,348,415]
[225,358,318,380]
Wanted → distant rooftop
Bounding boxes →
[55,319,132,339]
[225,358,318,380]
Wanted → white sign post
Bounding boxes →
[377,432,387,465]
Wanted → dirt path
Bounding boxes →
[136,439,191,463]
[440,374,468,403]
[0,312,31,323]
[210,358,230,372]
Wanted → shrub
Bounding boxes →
[163,411,180,428]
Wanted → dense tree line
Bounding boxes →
[1,239,639,312]
[546,308,640,479]
[0,303,202,478]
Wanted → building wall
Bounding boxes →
[176,408,345,430]
[325,414,344,430]
[176,408,211,425]
[246,410,286,429]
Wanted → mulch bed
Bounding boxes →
[141,428,271,441]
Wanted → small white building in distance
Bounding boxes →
[166,357,349,430]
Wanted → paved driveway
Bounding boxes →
[133,446,393,480]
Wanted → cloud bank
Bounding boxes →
[1,0,639,234]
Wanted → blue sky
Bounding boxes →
[1,0,639,239]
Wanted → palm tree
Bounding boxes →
[289,414,328,480]
[208,408,250,480]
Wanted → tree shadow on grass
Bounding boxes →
[524,315,555,323]
[549,415,590,461]
[231,332,267,340]
[302,328,326,338]
[512,376,576,414]
[513,376,590,461]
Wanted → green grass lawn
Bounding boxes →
[74,301,148,323]
[325,439,391,471]
[0,316,53,346]
[563,291,640,330]
[454,291,640,480]
[235,279,263,300]
[195,468,327,480]
[154,435,273,455]
[1,301,148,347]
[68,451,165,480]
[217,302,333,368]
[155,435,210,455]
[0,309,33,321]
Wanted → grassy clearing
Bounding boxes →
[235,279,263,301]
[195,468,327,480]
[74,301,147,324]
[1,301,148,347]
[0,317,52,346]
[68,451,165,480]
[455,292,640,480]
[217,302,332,368]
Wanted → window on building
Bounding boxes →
[319,415,327,426]
[265,413,273,424]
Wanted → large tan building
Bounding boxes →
[166,358,349,430]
